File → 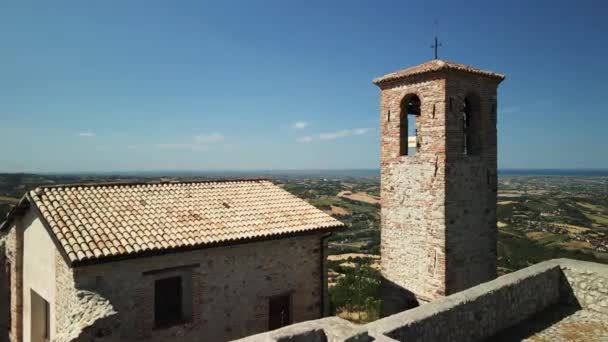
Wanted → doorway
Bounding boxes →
[268,294,291,330]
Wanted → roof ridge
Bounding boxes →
[31,177,271,191]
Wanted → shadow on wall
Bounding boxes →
[488,304,581,342]
[444,91,498,296]
[54,311,120,342]
[380,277,419,317]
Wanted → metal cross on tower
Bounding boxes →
[431,36,442,60]
[431,20,442,59]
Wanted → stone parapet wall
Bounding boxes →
[239,259,608,342]
[366,260,563,341]
[234,317,370,342]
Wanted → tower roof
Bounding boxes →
[373,59,505,86]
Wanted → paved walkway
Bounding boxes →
[490,305,608,342]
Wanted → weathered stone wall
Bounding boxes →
[54,249,119,342]
[379,75,448,303]
[560,259,608,314]
[1,221,23,342]
[54,233,325,342]
[378,69,501,306]
[234,317,370,342]
[368,260,562,342]
[0,233,9,342]
[444,73,500,294]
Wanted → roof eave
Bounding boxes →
[373,69,505,87]
[70,223,346,268]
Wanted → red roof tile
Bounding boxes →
[28,179,344,265]
[374,59,505,85]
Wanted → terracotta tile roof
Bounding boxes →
[373,59,505,85]
[27,179,344,265]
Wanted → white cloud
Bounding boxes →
[297,128,372,143]
[155,143,210,151]
[156,133,223,151]
[193,133,224,143]
[78,132,95,137]
[292,121,308,129]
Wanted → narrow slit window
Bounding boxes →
[400,94,421,156]
[463,100,470,155]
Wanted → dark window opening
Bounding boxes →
[154,276,183,328]
[462,95,481,155]
[400,94,421,156]
[269,294,291,330]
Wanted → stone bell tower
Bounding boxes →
[374,60,505,313]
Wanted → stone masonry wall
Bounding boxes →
[379,75,448,303]
[54,233,325,342]
[368,261,562,342]
[379,70,501,304]
[0,222,23,342]
[444,73,500,294]
[0,232,9,342]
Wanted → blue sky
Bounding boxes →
[1,0,607,172]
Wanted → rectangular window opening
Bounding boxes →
[269,294,291,330]
[154,276,183,328]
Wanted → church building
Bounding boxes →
[0,179,344,342]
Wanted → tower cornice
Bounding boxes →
[373,59,505,86]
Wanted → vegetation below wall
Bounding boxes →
[328,261,381,324]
